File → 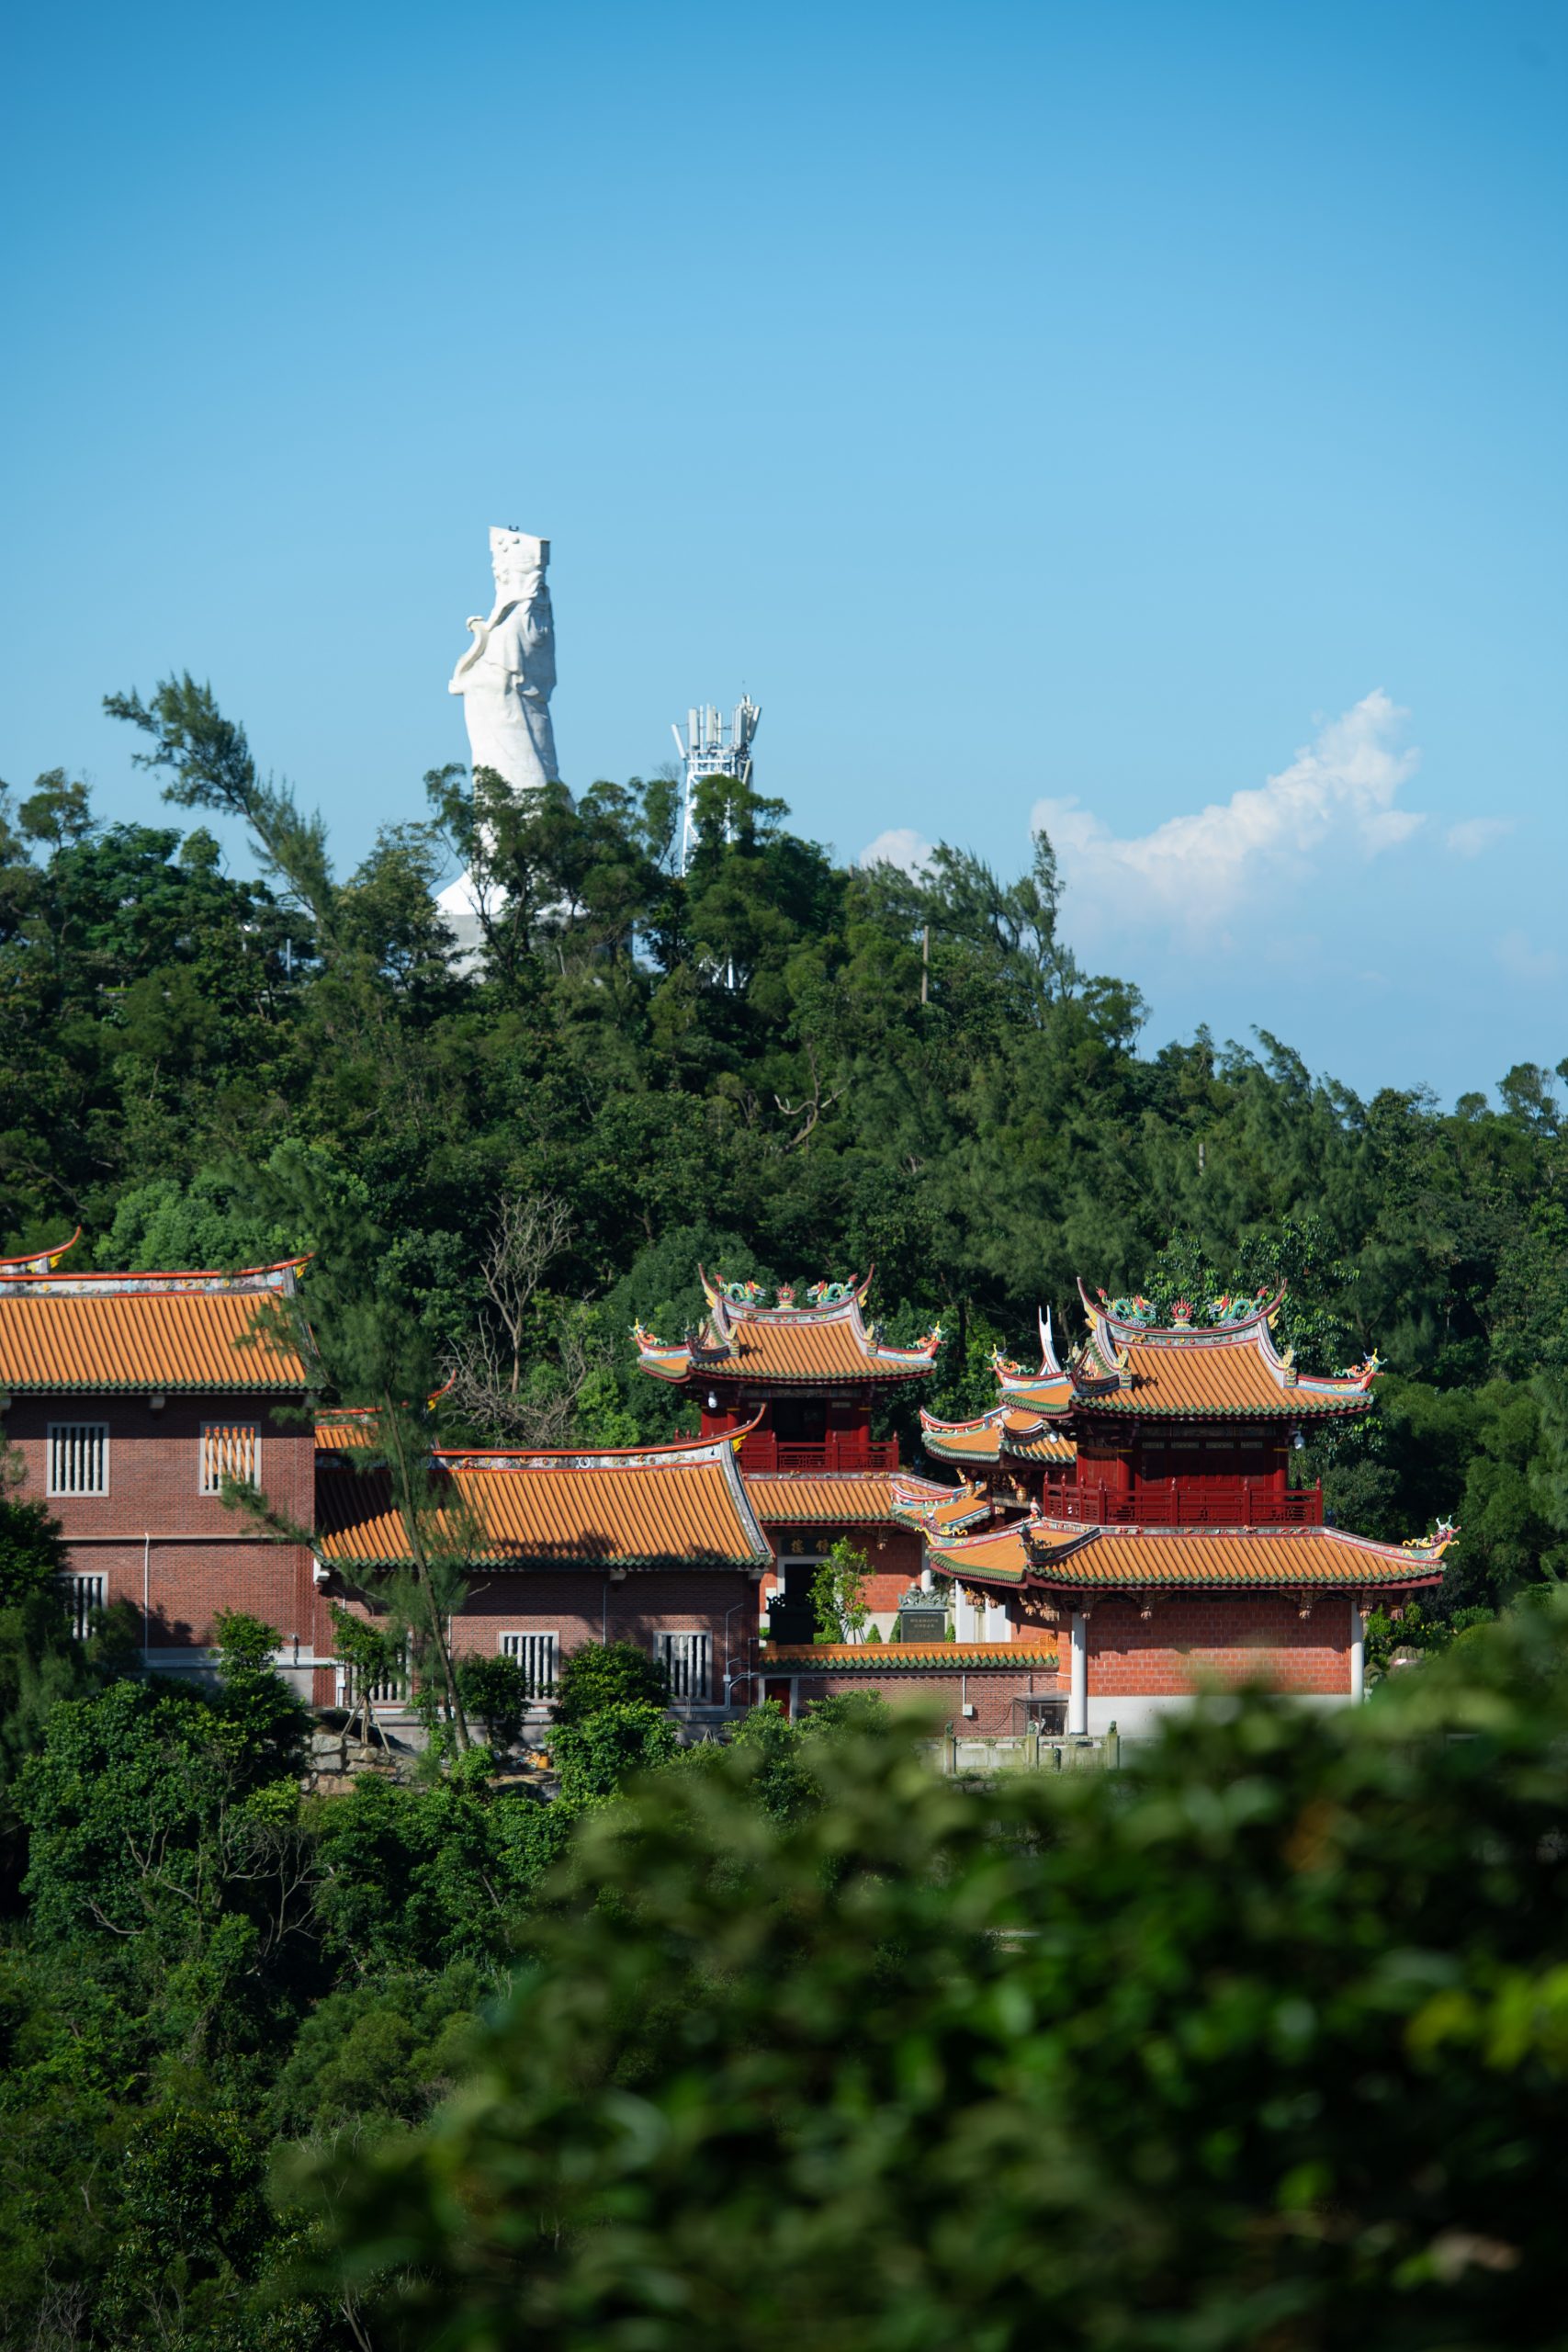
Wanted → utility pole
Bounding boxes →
[920,924,930,1006]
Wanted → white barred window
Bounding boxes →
[48,1423,108,1496]
[500,1631,558,1696]
[58,1573,106,1641]
[657,1631,712,1702]
[200,1422,259,1494]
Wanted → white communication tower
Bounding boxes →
[671,695,761,873]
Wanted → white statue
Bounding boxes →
[449,526,560,797]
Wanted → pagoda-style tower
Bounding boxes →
[903,1282,1453,1736]
[635,1270,947,1654]
[925,1283,1380,1526]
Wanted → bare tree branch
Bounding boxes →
[480,1192,574,1393]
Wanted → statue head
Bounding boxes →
[491,526,548,598]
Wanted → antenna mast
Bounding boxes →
[671,695,761,874]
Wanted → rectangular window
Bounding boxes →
[57,1572,106,1641]
[657,1631,712,1702]
[48,1423,108,1496]
[200,1422,259,1494]
[500,1630,558,1697]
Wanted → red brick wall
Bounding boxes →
[6,1394,316,1652]
[325,1568,761,1706]
[1086,1592,1352,1697]
[447,1568,757,1659]
[783,1666,1062,1735]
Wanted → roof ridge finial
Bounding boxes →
[0,1226,83,1277]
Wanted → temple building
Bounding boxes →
[0,1242,321,1687]
[314,1427,772,1719]
[0,1238,772,1723]
[894,1283,1454,1734]
[2,1236,1456,1742]
[634,1269,949,1669]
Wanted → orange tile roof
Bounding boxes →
[636,1273,941,1388]
[761,1642,1054,1672]
[1070,1283,1377,1419]
[890,1477,996,1537]
[920,1412,1004,1464]
[920,1407,1076,1466]
[0,1266,310,1392]
[744,1471,948,1524]
[926,1514,1453,1592]
[1076,1330,1372,1419]
[315,1433,772,1570]
[1002,1412,1077,1464]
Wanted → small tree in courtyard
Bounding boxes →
[810,1538,871,1643]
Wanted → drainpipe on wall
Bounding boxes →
[142,1532,151,1670]
[1067,1611,1088,1736]
[1349,1600,1366,1704]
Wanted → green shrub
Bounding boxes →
[552,1638,670,1725]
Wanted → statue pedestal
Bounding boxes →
[436,871,486,970]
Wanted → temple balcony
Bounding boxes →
[1051,1477,1323,1528]
[738,1431,900,1474]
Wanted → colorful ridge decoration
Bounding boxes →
[1017,1279,1385,1419]
[890,1476,995,1536]
[634,1268,942,1387]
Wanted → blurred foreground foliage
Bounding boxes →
[300,1594,1568,2352]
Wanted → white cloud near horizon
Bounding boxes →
[1496,929,1559,984]
[1447,816,1515,859]
[1031,690,1424,933]
[859,825,933,876]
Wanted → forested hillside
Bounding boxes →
[5,676,1568,2346]
[6,672,1568,1609]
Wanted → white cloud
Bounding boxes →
[1446,817,1515,859]
[1031,690,1424,933]
[860,826,933,876]
[1496,929,1560,984]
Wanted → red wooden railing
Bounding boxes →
[1047,1478,1323,1527]
[737,1432,899,1474]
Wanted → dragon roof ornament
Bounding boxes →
[635,1266,939,1387]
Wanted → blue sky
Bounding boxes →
[2,0,1563,1101]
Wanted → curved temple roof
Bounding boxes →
[891,1476,997,1537]
[316,1429,773,1572]
[635,1268,942,1388]
[923,1511,1455,1594]
[920,1404,1077,1468]
[983,1283,1382,1423]
[0,1260,311,1392]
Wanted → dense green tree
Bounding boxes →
[307,1598,1568,2352]
[4,680,1565,1627]
[551,1638,671,1726]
